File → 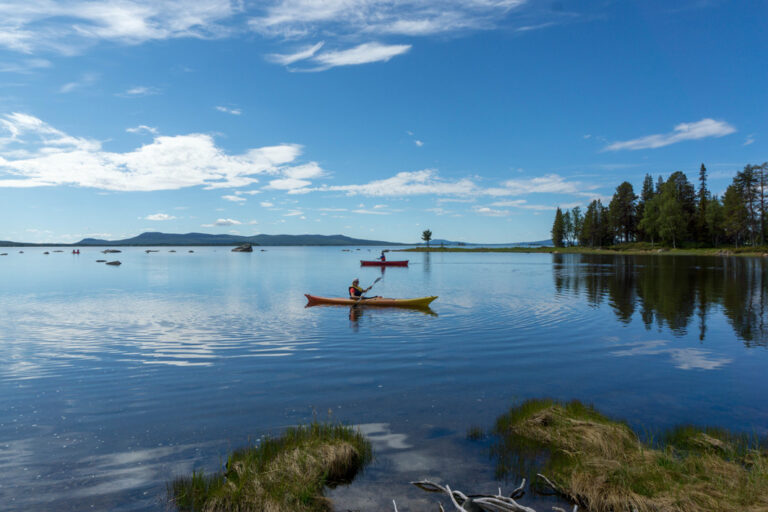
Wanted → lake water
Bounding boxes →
[1,247,767,511]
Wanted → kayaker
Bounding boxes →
[349,278,371,298]
[379,250,386,261]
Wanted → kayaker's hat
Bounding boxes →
[353,278,359,284]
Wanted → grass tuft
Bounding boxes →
[492,399,768,512]
[168,422,372,512]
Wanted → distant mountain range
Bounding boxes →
[0,232,551,247]
[75,232,403,246]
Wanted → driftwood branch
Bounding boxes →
[411,479,541,512]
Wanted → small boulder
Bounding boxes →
[232,243,253,252]
[106,260,121,266]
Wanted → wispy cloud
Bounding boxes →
[268,41,325,65]
[604,118,736,151]
[59,72,99,93]
[474,206,509,217]
[311,42,411,70]
[215,106,242,115]
[260,201,274,207]
[249,0,528,39]
[0,112,319,192]
[222,194,246,202]
[202,218,241,227]
[0,0,239,54]
[0,58,51,73]
[144,213,176,221]
[744,135,755,146]
[120,86,160,97]
[317,169,477,196]
[126,125,158,135]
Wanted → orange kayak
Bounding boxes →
[305,294,437,308]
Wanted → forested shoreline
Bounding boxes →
[552,163,768,248]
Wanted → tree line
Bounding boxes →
[551,162,768,248]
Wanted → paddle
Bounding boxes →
[356,276,382,303]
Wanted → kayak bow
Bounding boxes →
[305,294,437,308]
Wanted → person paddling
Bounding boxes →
[349,278,371,299]
[379,250,386,262]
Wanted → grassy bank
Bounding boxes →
[169,422,372,512]
[402,244,768,257]
[492,399,768,512]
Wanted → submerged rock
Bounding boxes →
[96,259,106,262]
[105,260,121,266]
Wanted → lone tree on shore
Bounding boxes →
[551,207,565,247]
[422,229,432,247]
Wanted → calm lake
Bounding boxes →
[1,247,767,511]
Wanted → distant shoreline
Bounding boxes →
[401,246,768,257]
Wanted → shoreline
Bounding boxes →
[401,246,768,257]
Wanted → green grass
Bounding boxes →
[168,422,373,512]
[492,399,768,512]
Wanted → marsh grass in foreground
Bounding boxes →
[493,399,768,512]
[168,422,372,512]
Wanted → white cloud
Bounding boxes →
[144,213,176,221]
[311,42,411,69]
[202,218,241,227]
[352,209,389,215]
[0,113,318,191]
[235,190,260,195]
[260,201,274,207]
[266,177,311,191]
[222,194,246,202]
[121,86,160,96]
[318,169,477,196]
[268,41,325,65]
[0,58,51,73]
[126,125,158,135]
[473,206,509,217]
[414,139,424,147]
[744,135,755,146]
[216,105,242,115]
[249,0,527,39]
[604,118,736,151]
[496,174,586,196]
[283,209,303,216]
[490,199,558,211]
[59,72,99,93]
[0,0,239,54]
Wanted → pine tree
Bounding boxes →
[563,210,573,246]
[571,206,583,244]
[608,181,637,243]
[734,165,758,245]
[705,196,725,246]
[637,174,655,242]
[697,164,710,243]
[551,207,565,247]
[723,184,748,246]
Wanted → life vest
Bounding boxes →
[349,285,363,297]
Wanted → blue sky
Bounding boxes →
[0,0,765,244]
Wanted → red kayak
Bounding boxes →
[360,260,408,267]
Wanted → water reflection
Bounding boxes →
[553,254,768,347]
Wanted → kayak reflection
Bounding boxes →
[347,304,438,323]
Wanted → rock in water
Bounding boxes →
[232,243,253,252]
[106,260,122,266]
[96,260,106,262]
